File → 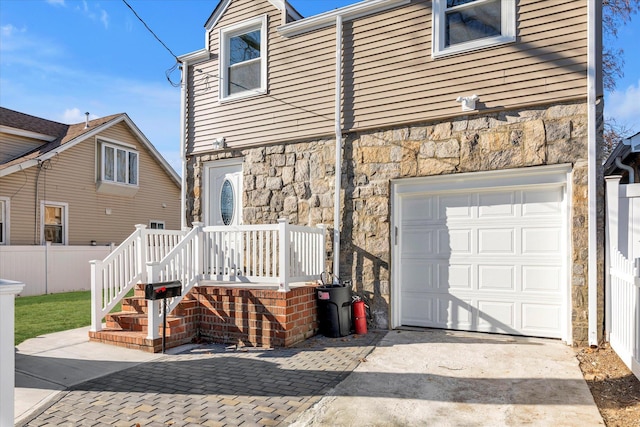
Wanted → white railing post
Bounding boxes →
[0,280,25,427]
[317,224,327,275]
[278,218,290,292]
[135,224,148,283]
[192,222,204,282]
[146,262,160,340]
[90,259,103,332]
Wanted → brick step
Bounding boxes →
[105,312,186,332]
[121,296,147,313]
[89,329,192,353]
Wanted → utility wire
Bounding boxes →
[122,0,180,62]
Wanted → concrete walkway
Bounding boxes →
[15,327,603,426]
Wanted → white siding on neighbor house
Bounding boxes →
[185,0,588,154]
[0,245,112,296]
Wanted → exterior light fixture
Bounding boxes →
[212,137,225,150]
[456,94,479,112]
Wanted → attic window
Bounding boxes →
[96,139,139,197]
[219,16,267,101]
[432,0,515,58]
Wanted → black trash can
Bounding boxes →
[316,283,352,338]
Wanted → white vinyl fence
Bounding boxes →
[605,176,640,380]
[0,244,112,296]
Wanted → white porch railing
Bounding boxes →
[91,220,326,338]
[90,224,187,333]
[609,249,640,381]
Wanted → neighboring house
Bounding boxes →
[175,0,604,347]
[0,107,181,246]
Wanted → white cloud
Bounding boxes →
[100,9,109,29]
[45,0,66,6]
[606,79,640,132]
[60,108,98,124]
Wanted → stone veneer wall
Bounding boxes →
[186,101,604,345]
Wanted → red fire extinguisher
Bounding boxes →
[353,298,367,335]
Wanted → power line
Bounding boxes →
[121,0,180,62]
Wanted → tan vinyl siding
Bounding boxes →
[0,123,181,245]
[186,0,588,153]
[0,132,46,163]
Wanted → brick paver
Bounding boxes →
[18,332,382,427]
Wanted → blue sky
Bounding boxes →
[1,1,638,175]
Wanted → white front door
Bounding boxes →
[204,160,243,226]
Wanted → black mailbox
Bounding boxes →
[145,281,182,300]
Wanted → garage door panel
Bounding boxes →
[522,303,562,337]
[402,196,435,221]
[478,228,515,254]
[478,301,516,332]
[478,191,516,217]
[402,228,436,256]
[439,194,473,219]
[522,266,562,292]
[442,264,473,290]
[478,265,515,290]
[441,297,474,329]
[522,188,563,216]
[401,261,436,291]
[440,229,472,255]
[522,227,562,253]
[401,293,437,326]
[397,174,567,339]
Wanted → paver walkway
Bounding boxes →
[17,332,382,427]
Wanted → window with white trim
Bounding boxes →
[432,0,515,58]
[41,201,68,245]
[149,221,165,230]
[101,141,138,186]
[0,198,8,245]
[219,16,267,100]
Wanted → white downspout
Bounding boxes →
[333,14,343,284]
[615,157,635,183]
[180,61,188,230]
[587,0,601,346]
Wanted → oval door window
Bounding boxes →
[220,179,235,225]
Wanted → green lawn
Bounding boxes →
[14,291,92,345]
[14,289,133,345]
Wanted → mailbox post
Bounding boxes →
[144,281,182,353]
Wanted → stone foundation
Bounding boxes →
[187,101,604,345]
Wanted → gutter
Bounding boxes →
[587,0,602,346]
[178,49,210,229]
[333,15,343,283]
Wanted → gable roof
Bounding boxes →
[0,107,180,186]
[204,0,302,32]
[604,131,640,176]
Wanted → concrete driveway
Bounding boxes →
[293,329,604,426]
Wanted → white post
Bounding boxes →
[192,222,204,282]
[89,259,103,333]
[278,219,291,292]
[605,175,622,339]
[0,279,25,427]
[146,262,160,340]
[317,224,327,276]
[135,224,148,283]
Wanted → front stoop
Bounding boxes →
[89,284,319,352]
[89,284,197,353]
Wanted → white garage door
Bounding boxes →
[393,167,569,339]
